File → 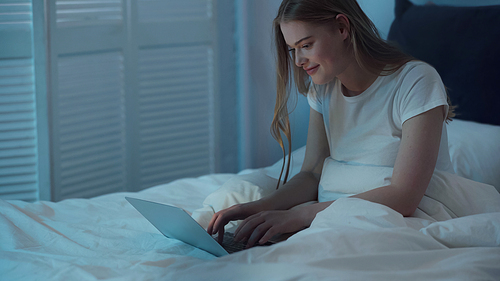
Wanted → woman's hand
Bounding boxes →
[234,201,333,248]
[207,200,269,244]
[233,207,313,248]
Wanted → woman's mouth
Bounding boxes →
[305,65,320,75]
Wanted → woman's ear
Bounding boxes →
[335,14,350,40]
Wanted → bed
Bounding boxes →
[2,1,500,280]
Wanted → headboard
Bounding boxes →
[387,0,500,126]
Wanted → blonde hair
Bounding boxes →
[271,0,454,189]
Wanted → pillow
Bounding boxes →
[251,118,500,193]
[388,0,500,126]
[447,119,500,192]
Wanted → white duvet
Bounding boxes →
[1,170,500,281]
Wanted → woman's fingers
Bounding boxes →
[258,226,279,245]
[217,224,225,244]
[234,214,265,241]
[246,223,273,248]
[207,212,218,235]
[207,211,226,235]
[235,209,308,248]
[210,212,231,237]
[207,202,282,247]
[208,203,253,242]
[234,211,286,248]
[233,211,267,240]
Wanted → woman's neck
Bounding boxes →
[337,62,380,97]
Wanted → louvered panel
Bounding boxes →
[0,156,35,167]
[54,52,126,200]
[0,58,38,202]
[140,86,207,99]
[60,140,122,162]
[139,134,205,152]
[140,98,208,113]
[61,164,122,186]
[0,147,35,158]
[0,93,33,103]
[0,138,33,149]
[140,111,208,129]
[141,147,210,170]
[62,181,123,199]
[142,155,210,171]
[59,109,117,127]
[59,116,120,137]
[58,156,117,178]
[0,1,31,25]
[0,84,32,95]
[56,0,122,27]
[59,131,120,153]
[138,0,211,22]
[141,123,209,144]
[60,176,123,198]
[140,104,208,121]
[141,160,210,185]
[138,45,215,189]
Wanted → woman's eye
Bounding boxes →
[302,44,311,49]
[288,48,295,53]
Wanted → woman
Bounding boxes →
[208,0,455,248]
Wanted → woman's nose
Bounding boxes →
[295,50,307,67]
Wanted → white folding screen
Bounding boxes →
[0,1,39,201]
[0,0,237,202]
[49,0,218,201]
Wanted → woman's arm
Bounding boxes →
[349,105,445,216]
[207,108,329,242]
[261,108,330,210]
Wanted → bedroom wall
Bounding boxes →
[237,0,311,170]
[238,0,500,170]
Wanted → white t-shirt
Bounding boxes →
[307,61,455,201]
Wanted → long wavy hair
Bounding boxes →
[271,0,454,189]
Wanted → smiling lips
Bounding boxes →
[305,65,320,75]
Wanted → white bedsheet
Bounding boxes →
[1,172,499,281]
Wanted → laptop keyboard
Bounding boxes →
[213,232,273,254]
[211,232,245,253]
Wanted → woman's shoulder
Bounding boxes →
[396,60,440,80]
[384,60,443,92]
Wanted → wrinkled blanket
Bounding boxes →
[1,173,499,281]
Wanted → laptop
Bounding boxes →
[125,197,272,257]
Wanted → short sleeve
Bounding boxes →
[307,83,323,114]
[397,63,449,125]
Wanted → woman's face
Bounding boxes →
[280,20,352,85]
